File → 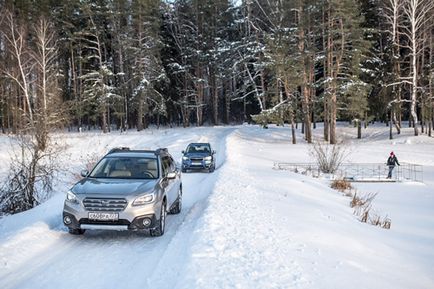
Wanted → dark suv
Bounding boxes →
[62,148,182,237]
[181,143,216,173]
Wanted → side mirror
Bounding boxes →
[212,150,216,155]
[167,172,176,179]
[182,150,185,154]
[80,170,89,177]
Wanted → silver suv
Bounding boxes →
[62,148,182,237]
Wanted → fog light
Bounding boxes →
[142,218,152,227]
[64,216,72,225]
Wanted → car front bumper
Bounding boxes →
[182,160,213,170]
[63,201,161,231]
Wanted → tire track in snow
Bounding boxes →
[142,127,234,289]
[171,129,310,289]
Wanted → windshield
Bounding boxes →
[89,157,159,179]
[187,144,211,154]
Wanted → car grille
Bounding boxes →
[79,219,130,225]
[190,157,203,162]
[83,198,127,212]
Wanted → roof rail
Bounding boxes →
[107,147,130,154]
[155,148,168,155]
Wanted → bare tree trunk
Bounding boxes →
[298,1,312,143]
[195,65,204,126]
[324,98,329,142]
[137,94,144,131]
[392,107,401,134]
[181,70,189,128]
[323,4,330,142]
[389,110,393,140]
[329,16,345,145]
[290,105,297,144]
[410,47,419,136]
[428,18,434,137]
[225,76,233,124]
[310,55,316,130]
[429,20,433,137]
[329,89,337,144]
[102,106,108,133]
[212,73,219,125]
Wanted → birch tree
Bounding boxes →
[401,0,434,136]
[0,14,62,214]
[383,0,404,134]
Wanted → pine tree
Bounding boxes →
[322,0,369,144]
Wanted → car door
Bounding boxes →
[162,156,177,206]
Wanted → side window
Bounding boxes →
[169,157,176,171]
[162,157,169,176]
[162,156,175,176]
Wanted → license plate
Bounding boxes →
[88,212,119,221]
[192,162,201,165]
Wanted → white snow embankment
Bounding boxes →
[172,127,434,289]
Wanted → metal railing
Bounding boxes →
[273,162,423,182]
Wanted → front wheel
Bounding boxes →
[151,201,166,237]
[209,165,215,173]
[169,187,182,214]
[68,228,85,235]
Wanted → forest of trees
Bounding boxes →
[0,0,433,144]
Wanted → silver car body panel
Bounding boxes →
[81,224,129,231]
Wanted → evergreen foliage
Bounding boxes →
[0,0,432,140]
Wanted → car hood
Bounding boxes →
[72,178,158,197]
[184,152,211,158]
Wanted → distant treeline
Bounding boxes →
[0,0,433,143]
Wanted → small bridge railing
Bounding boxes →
[273,162,423,183]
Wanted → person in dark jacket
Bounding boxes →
[386,151,400,179]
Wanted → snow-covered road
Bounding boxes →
[0,127,234,289]
[1,124,433,289]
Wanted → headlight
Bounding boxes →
[182,156,189,161]
[204,156,212,161]
[66,190,78,204]
[133,193,155,206]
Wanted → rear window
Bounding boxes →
[89,157,159,179]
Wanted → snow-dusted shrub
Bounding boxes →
[0,135,60,215]
[350,192,377,209]
[331,179,352,192]
[350,192,391,229]
[370,214,392,229]
[309,140,349,174]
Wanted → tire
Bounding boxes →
[169,187,182,214]
[209,165,215,173]
[151,201,166,237]
[68,228,85,235]
[182,168,187,173]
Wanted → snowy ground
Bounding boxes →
[0,123,433,289]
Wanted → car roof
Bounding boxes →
[188,143,210,146]
[105,151,158,159]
